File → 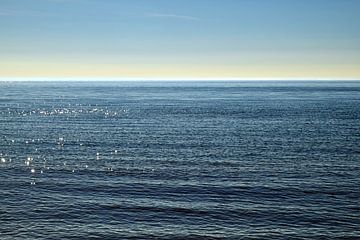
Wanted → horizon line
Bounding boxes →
[0,77,360,82]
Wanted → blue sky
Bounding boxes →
[1,0,360,79]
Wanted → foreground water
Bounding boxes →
[0,81,359,239]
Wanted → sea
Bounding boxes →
[0,81,359,239]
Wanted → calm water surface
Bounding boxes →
[0,81,359,239]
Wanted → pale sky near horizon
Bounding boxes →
[1,0,360,79]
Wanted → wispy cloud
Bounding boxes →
[0,9,21,16]
[45,0,86,3]
[146,13,201,21]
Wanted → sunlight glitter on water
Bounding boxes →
[0,81,359,239]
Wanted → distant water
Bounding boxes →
[0,81,359,239]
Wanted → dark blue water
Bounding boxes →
[0,81,359,239]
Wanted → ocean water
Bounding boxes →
[0,81,359,239]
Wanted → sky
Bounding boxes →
[0,0,360,80]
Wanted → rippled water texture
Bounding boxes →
[0,81,359,239]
